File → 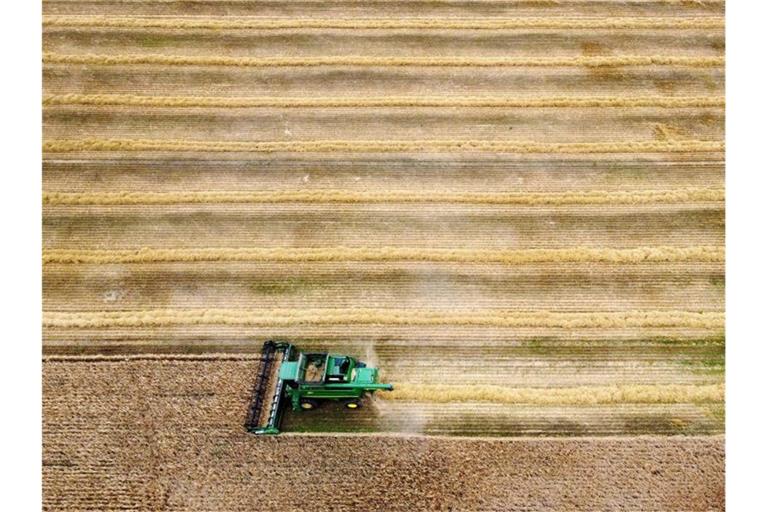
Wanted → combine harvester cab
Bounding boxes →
[246,341,393,435]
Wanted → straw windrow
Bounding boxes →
[42,16,725,30]
[42,94,726,109]
[42,188,725,206]
[43,53,725,68]
[43,309,725,329]
[385,383,724,405]
[43,138,725,153]
[42,246,725,265]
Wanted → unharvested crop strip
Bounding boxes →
[42,246,724,265]
[42,138,725,153]
[43,353,262,362]
[42,309,724,329]
[39,0,727,2]
[42,15,725,30]
[43,53,724,68]
[384,383,724,405]
[39,0,727,5]
[43,188,725,206]
[42,93,725,109]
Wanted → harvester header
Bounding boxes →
[245,341,393,435]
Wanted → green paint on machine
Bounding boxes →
[245,341,393,435]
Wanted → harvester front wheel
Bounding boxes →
[299,399,319,410]
[344,399,363,410]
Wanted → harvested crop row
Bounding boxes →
[42,260,724,313]
[42,109,724,149]
[42,15,725,30]
[42,138,725,153]
[42,188,724,206]
[385,383,724,405]
[42,326,725,356]
[42,308,725,329]
[39,0,726,18]
[42,159,724,195]
[283,402,724,437]
[42,246,724,265]
[41,94,725,109]
[42,8,724,59]
[43,53,725,68]
[43,65,724,99]
[43,202,723,252]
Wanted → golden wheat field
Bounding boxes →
[43,0,724,509]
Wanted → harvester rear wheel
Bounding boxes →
[344,399,363,410]
[299,399,319,410]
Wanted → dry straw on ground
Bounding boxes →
[43,138,725,153]
[43,188,724,206]
[43,93,725,109]
[42,15,725,30]
[44,53,725,68]
[386,383,724,405]
[43,246,724,265]
[43,308,724,329]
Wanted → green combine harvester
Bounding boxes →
[246,341,394,435]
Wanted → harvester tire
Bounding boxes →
[299,399,319,410]
[344,399,363,410]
